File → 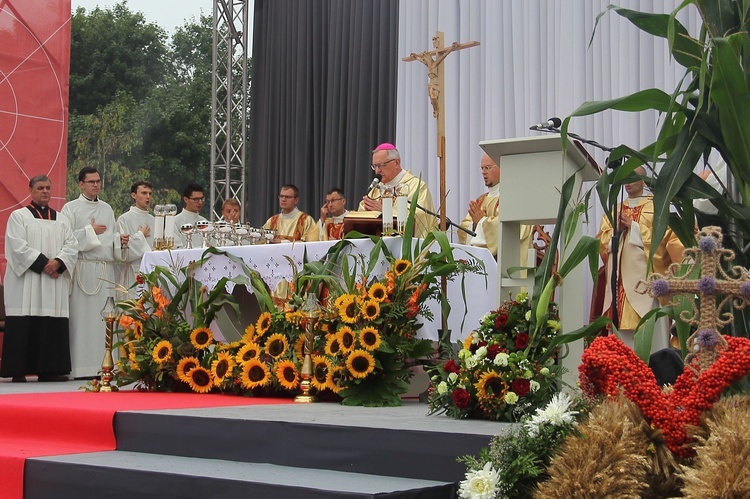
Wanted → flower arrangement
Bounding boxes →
[427,292,563,421]
[457,392,586,499]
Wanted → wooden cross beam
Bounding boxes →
[641,226,750,372]
[403,32,479,232]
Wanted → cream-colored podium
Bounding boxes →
[480,135,599,388]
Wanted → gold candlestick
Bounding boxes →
[98,296,119,392]
[295,292,320,403]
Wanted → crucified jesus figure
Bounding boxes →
[408,38,461,118]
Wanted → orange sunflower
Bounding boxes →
[311,355,332,391]
[241,324,256,343]
[190,327,214,350]
[337,326,356,354]
[324,334,342,356]
[359,327,382,351]
[393,259,411,276]
[241,358,271,389]
[337,295,359,324]
[186,366,213,394]
[274,359,299,390]
[211,352,236,383]
[368,282,388,302]
[328,365,345,393]
[177,356,200,383]
[294,334,306,360]
[152,340,173,364]
[475,371,508,400]
[235,341,261,364]
[264,333,289,359]
[345,349,375,379]
[360,299,381,321]
[255,312,272,338]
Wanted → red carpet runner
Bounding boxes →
[0,391,293,499]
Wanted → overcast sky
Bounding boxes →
[70,0,219,34]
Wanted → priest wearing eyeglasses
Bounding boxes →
[262,184,318,242]
[358,143,436,237]
[318,188,349,241]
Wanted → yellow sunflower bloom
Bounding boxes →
[475,371,508,400]
[256,312,272,337]
[359,327,382,351]
[360,299,380,321]
[190,327,214,350]
[235,342,261,364]
[334,293,354,309]
[463,333,474,351]
[187,366,213,394]
[211,352,236,383]
[368,282,388,302]
[241,359,271,389]
[132,321,144,339]
[311,355,332,391]
[324,334,342,357]
[264,333,289,359]
[337,296,359,324]
[294,335,306,360]
[274,359,299,390]
[393,259,411,276]
[345,349,375,379]
[241,324,256,343]
[177,356,200,383]
[337,326,356,354]
[152,340,173,364]
[328,365,345,393]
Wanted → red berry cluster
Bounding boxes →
[579,335,750,458]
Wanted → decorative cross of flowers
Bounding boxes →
[639,226,750,372]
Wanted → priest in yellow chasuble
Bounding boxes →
[263,184,318,242]
[359,143,437,237]
[597,166,684,350]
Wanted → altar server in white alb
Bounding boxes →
[62,167,125,378]
[117,180,154,298]
[1,175,78,382]
[173,183,206,248]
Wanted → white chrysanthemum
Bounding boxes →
[475,346,488,360]
[493,352,509,367]
[458,461,501,499]
[529,380,540,393]
[458,349,472,360]
[504,391,519,405]
[448,372,459,383]
[437,381,448,394]
[539,367,550,376]
[524,392,578,437]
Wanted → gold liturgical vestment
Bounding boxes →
[263,208,319,242]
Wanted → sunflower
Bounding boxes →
[264,333,289,359]
[211,352,236,383]
[132,320,144,339]
[241,324,256,343]
[337,296,359,324]
[359,327,382,351]
[338,326,356,354]
[294,334,306,360]
[218,341,241,351]
[256,312,272,337]
[475,371,508,400]
[152,340,173,364]
[311,355,332,391]
[190,327,214,350]
[274,359,299,390]
[324,334,342,356]
[368,282,388,302]
[328,365,345,393]
[346,349,376,379]
[360,299,381,321]
[177,356,200,383]
[235,341,261,364]
[393,259,411,276]
[241,358,271,389]
[334,293,354,309]
[463,333,474,351]
[187,366,213,394]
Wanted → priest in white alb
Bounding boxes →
[117,180,154,298]
[173,183,206,248]
[62,167,124,378]
[1,175,78,382]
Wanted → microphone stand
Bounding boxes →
[408,201,476,238]
[534,126,621,329]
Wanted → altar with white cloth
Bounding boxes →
[140,237,496,341]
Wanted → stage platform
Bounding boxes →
[1,379,508,498]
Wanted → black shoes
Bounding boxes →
[11,376,26,383]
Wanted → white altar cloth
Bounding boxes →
[140,238,496,341]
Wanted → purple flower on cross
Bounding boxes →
[651,279,670,298]
[741,282,750,299]
[698,236,717,253]
[697,276,717,295]
[695,328,720,348]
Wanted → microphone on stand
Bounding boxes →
[366,174,382,197]
[529,117,562,131]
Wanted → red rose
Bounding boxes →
[136,273,145,285]
[510,379,531,397]
[478,341,487,348]
[515,332,529,350]
[487,345,502,360]
[452,388,471,409]
[494,313,509,329]
[443,359,460,374]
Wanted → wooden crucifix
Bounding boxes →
[403,32,479,231]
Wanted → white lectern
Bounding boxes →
[480,135,599,388]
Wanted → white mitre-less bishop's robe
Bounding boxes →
[62,195,120,378]
[117,206,154,298]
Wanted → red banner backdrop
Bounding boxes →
[0,0,71,280]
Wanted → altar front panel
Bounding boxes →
[140,239,496,341]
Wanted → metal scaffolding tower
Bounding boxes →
[210,0,249,221]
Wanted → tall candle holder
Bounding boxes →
[395,183,408,234]
[153,205,166,249]
[97,296,119,392]
[164,204,177,249]
[381,186,394,235]
[295,292,320,403]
